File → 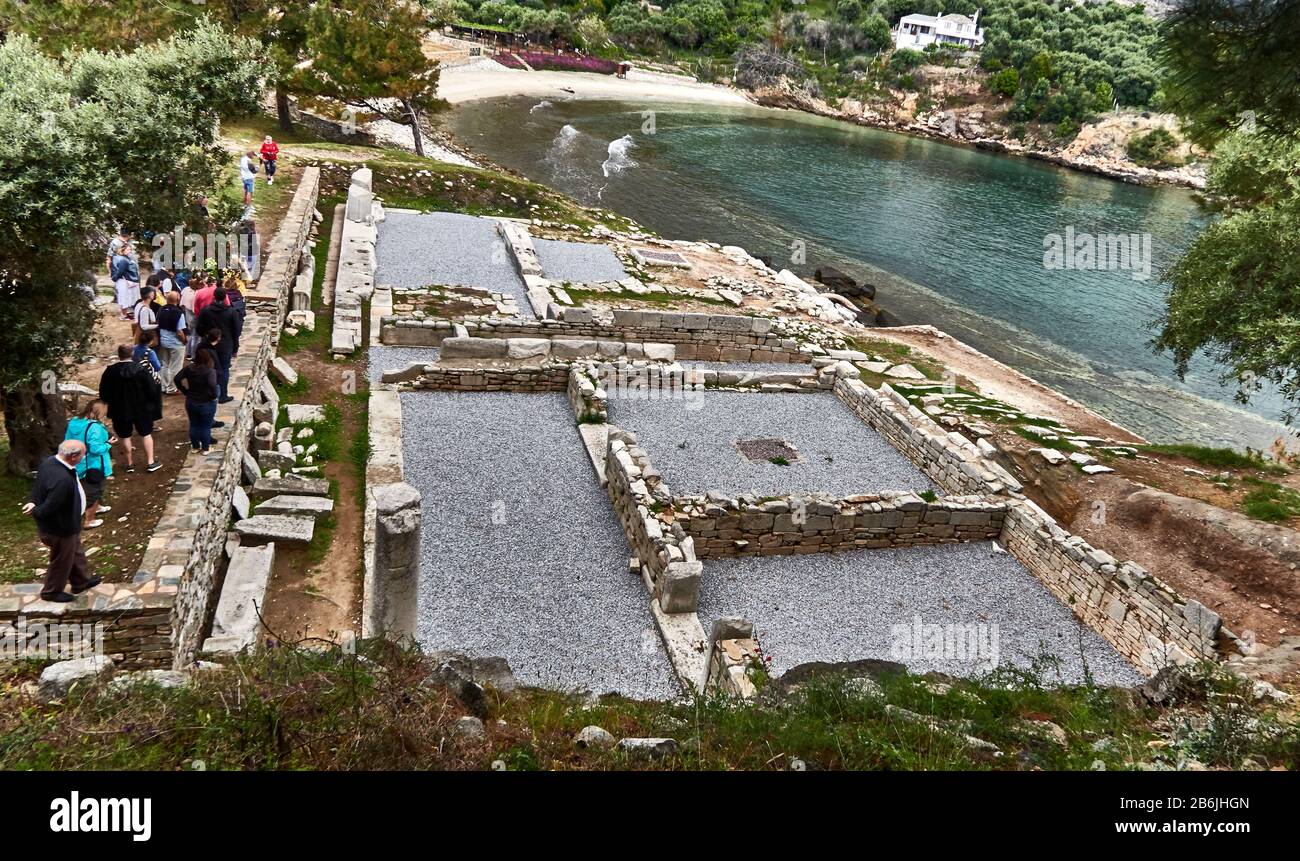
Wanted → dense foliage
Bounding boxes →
[0,22,266,472]
[1153,0,1300,425]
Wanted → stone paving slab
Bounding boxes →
[697,542,1144,687]
[534,237,628,283]
[400,391,677,700]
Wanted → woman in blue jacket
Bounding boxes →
[64,399,116,529]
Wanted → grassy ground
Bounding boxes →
[0,442,39,584]
[1,642,1294,771]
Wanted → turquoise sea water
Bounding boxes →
[447,96,1292,449]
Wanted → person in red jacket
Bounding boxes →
[260,135,279,186]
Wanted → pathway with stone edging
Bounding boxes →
[400,391,677,699]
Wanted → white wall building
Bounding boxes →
[893,11,985,51]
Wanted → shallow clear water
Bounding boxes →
[447,97,1291,449]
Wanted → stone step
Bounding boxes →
[202,542,276,655]
[577,423,609,487]
[234,515,315,546]
[250,475,331,502]
[256,494,335,520]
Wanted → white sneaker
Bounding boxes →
[98,505,111,513]
[85,519,104,529]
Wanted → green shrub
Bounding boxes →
[1127,127,1182,168]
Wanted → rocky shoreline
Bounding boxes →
[747,86,1207,191]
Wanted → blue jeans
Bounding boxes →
[185,399,217,450]
[215,351,232,400]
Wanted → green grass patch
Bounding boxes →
[6,642,1293,771]
[1240,478,1300,523]
[277,194,343,359]
[564,287,730,308]
[0,455,38,584]
[1141,443,1286,474]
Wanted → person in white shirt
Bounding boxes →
[240,150,258,205]
[134,286,159,343]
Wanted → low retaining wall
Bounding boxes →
[999,500,1224,674]
[381,312,818,363]
[604,429,701,613]
[675,492,1007,557]
[836,378,1022,497]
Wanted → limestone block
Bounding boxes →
[250,475,330,502]
[235,515,314,546]
[38,656,114,704]
[440,336,509,359]
[286,403,327,425]
[202,542,275,655]
[506,338,551,359]
[257,494,335,520]
[269,356,299,387]
[659,560,702,613]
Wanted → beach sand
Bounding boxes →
[437,59,752,107]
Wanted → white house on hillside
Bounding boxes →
[893,11,985,51]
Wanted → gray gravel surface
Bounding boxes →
[698,542,1143,686]
[534,237,627,283]
[377,211,527,306]
[606,391,937,497]
[401,391,677,699]
[368,345,440,384]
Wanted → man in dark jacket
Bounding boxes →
[195,287,239,403]
[99,344,162,472]
[22,441,102,602]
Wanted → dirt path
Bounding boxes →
[260,201,365,645]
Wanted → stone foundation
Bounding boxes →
[999,500,1224,673]
[676,492,1007,557]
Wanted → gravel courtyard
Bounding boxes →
[377,211,528,306]
[606,391,938,497]
[400,391,677,699]
[697,542,1143,686]
[533,237,627,283]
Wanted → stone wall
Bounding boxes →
[380,311,818,363]
[999,500,1223,674]
[675,492,1007,558]
[395,363,572,393]
[567,364,608,423]
[604,429,701,613]
[362,389,424,642]
[835,377,1022,497]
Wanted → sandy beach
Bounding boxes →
[438,58,752,106]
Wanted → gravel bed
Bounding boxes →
[367,345,440,384]
[377,211,528,307]
[698,542,1143,686]
[606,391,937,497]
[400,391,678,700]
[534,237,627,283]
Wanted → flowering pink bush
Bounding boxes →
[493,51,618,75]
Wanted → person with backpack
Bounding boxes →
[64,399,116,529]
[156,289,188,394]
[174,350,220,453]
[195,287,239,403]
[98,344,162,473]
